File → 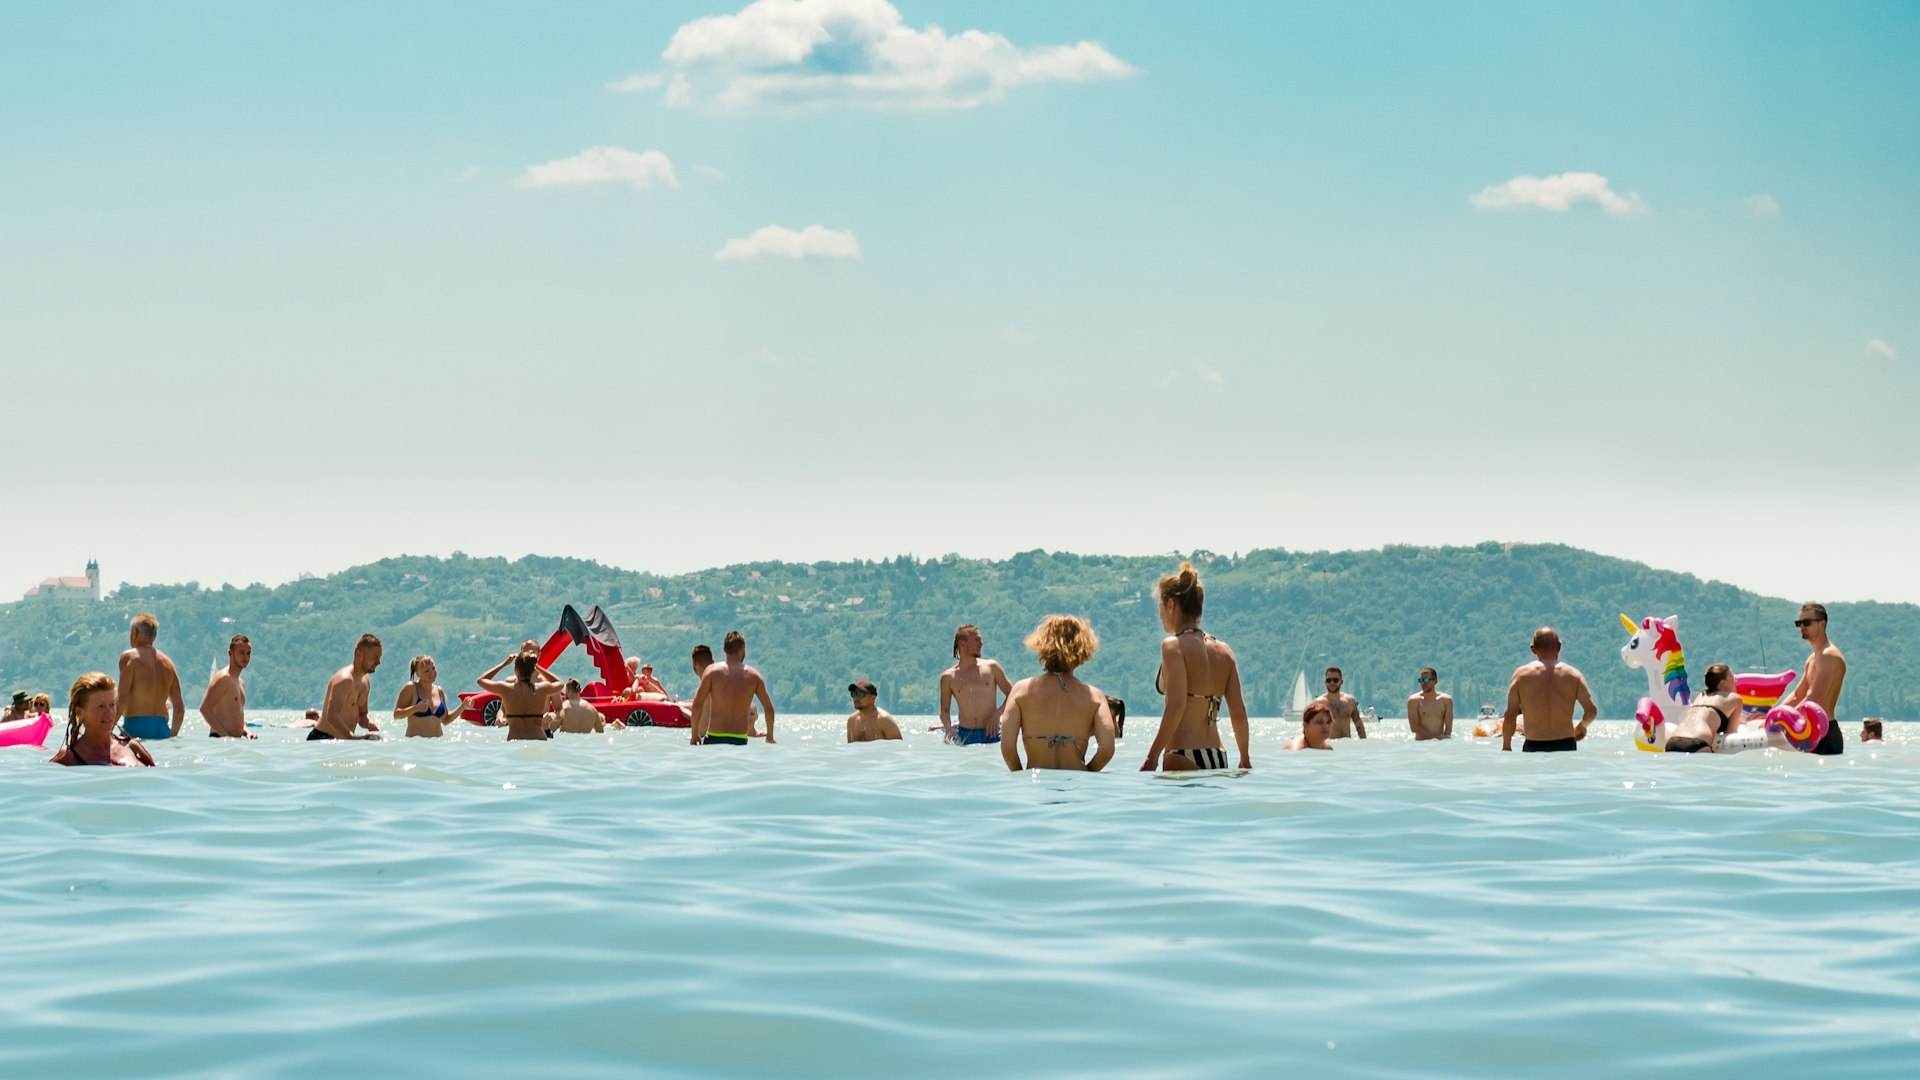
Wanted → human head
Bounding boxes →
[1157,562,1204,626]
[1025,615,1098,673]
[9,690,26,715]
[409,654,437,682]
[228,634,252,671]
[1324,667,1343,690]
[66,672,116,748]
[32,693,51,715]
[691,644,714,672]
[1301,701,1334,744]
[848,679,877,704]
[130,612,158,645]
[723,631,745,659]
[565,678,582,700]
[355,634,383,673]
[1861,718,1883,740]
[1418,666,1437,687]
[304,708,321,721]
[953,624,981,659]
[513,643,538,684]
[641,664,653,676]
[1796,603,1828,640]
[1703,663,1732,693]
[1530,627,1562,658]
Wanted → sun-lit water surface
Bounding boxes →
[3,713,1917,1079]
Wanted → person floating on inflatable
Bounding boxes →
[1618,613,1827,753]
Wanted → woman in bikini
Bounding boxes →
[1665,663,1743,753]
[49,672,156,767]
[998,615,1116,772]
[1140,562,1252,772]
[477,642,565,742]
[395,655,463,738]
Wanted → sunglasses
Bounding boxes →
[1418,676,1434,683]
[1793,618,1823,628]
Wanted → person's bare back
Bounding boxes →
[118,614,185,738]
[1503,628,1596,751]
[689,633,776,745]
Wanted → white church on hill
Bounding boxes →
[24,559,101,604]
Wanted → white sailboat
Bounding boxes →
[1288,671,1310,716]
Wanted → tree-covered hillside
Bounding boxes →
[2,545,1913,721]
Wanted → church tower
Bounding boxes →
[86,558,100,603]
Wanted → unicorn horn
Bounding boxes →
[1619,613,1637,633]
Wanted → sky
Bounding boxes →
[3,0,1916,604]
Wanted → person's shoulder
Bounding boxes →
[48,747,77,766]
[1438,691,1454,702]
[1406,692,1422,704]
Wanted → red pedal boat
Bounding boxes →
[455,604,692,728]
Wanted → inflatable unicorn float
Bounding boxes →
[1618,614,1828,753]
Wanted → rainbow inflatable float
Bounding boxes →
[1619,614,1827,753]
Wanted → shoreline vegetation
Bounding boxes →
[3,543,1915,718]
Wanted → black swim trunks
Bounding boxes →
[307,728,340,741]
[1522,738,1578,753]
[1664,736,1711,754]
[702,733,749,746]
[1813,721,1844,757]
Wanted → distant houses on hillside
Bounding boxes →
[23,560,101,604]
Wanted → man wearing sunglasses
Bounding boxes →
[1314,667,1367,740]
[1407,667,1452,740]
[845,680,902,743]
[1779,603,1847,756]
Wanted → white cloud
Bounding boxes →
[715,224,863,262]
[1865,339,1898,361]
[1745,193,1781,218]
[607,71,666,92]
[1158,359,1226,392]
[754,345,788,365]
[1470,171,1647,216]
[635,0,1134,112]
[454,165,482,183]
[514,146,679,191]
[695,165,728,183]
[1191,360,1225,388]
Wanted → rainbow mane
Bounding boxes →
[1735,671,1797,720]
[1643,617,1690,707]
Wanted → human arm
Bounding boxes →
[116,650,133,718]
[999,692,1024,771]
[881,716,902,741]
[393,682,421,721]
[167,664,186,738]
[1352,697,1367,739]
[990,661,1013,737]
[131,740,156,766]
[935,671,954,737]
[846,715,858,744]
[688,670,712,744]
[355,680,379,735]
[475,656,514,695]
[754,675,776,744]
[1407,696,1419,738]
[1575,673,1597,740]
[1501,678,1522,751]
[1442,695,1454,739]
[1087,694,1117,773]
[1224,655,1251,769]
[1141,637,1183,771]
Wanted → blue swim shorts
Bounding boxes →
[122,715,171,740]
[951,725,1000,746]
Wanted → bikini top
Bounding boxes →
[1155,628,1224,723]
[1690,701,1734,731]
[62,736,152,767]
[411,688,448,719]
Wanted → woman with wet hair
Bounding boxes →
[50,673,155,767]
[999,615,1116,772]
[1141,562,1251,772]
[477,641,565,742]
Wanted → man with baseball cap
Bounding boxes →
[846,679,902,743]
[7,692,31,722]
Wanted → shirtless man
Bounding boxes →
[1663,663,1744,753]
[314,634,384,741]
[845,680,903,743]
[937,624,1012,745]
[688,631,776,746]
[692,643,761,735]
[5,692,29,722]
[118,612,185,740]
[198,634,256,739]
[1502,627,1596,752]
[1780,602,1847,756]
[1313,667,1367,740]
[553,679,608,733]
[1406,667,1453,741]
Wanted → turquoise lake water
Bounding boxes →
[3,713,1916,1078]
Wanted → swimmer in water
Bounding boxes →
[199,634,256,738]
[1140,562,1251,772]
[692,644,761,735]
[553,679,611,733]
[938,624,1012,745]
[688,631,776,746]
[118,612,185,740]
[1000,615,1116,772]
[845,680,903,743]
[1859,719,1884,745]
[314,634,384,741]
[478,641,566,742]
[1313,667,1367,740]
[1781,602,1847,756]
[1285,701,1336,750]
[50,672,155,767]
[1503,627,1596,752]
[1663,664,1743,753]
[1406,667,1453,741]
[395,654,463,738]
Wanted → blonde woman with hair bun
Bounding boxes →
[1141,561,1251,771]
[998,615,1117,772]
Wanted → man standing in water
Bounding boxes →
[199,634,256,739]
[845,680,903,743]
[937,624,1011,745]
[1314,667,1367,740]
[689,631,776,746]
[1502,627,1596,752]
[314,634,383,741]
[118,612,186,740]
[1780,602,1847,756]
[1407,667,1453,740]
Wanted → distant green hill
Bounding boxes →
[2,545,1913,722]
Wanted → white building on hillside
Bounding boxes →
[24,560,101,603]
